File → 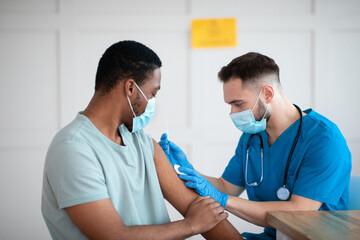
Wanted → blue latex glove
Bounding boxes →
[178,167,229,207]
[158,133,194,170]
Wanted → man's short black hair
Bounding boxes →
[218,52,280,87]
[95,40,162,93]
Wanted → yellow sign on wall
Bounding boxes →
[191,18,237,49]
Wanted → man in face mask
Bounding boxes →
[41,40,243,240]
[159,52,351,240]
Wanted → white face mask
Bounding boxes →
[126,82,156,133]
[229,90,268,134]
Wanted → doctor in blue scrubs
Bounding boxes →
[159,52,352,240]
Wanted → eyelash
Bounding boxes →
[235,103,242,107]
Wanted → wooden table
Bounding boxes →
[266,210,360,240]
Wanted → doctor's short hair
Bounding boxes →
[218,52,280,88]
[95,40,162,93]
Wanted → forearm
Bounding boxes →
[66,199,195,240]
[226,196,294,227]
[123,220,194,240]
[201,220,242,240]
[226,195,321,228]
[202,174,244,197]
[202,174,226,193]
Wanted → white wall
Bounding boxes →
[0,0,359,239]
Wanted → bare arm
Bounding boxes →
[226,194,322,228]
[152,139,244,240]
[66,198,196,240]
[202,175,245,197]
[199,173,322,228]
[66,196,226,240]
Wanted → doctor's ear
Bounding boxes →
[263,85,274,103]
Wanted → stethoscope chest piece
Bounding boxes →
[277,186,290,201]
[245,104,302,201]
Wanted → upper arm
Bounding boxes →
[47,141,109,209]
[152,139,243,240]
[65,199,126,240]
[152,139,200,215]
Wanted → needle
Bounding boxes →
[165,119,170,154]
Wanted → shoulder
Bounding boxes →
[45,114,101,169]
[302,109,347,146]
[302,109,351,164]
[304,109,343,137]
[49,113,92,149]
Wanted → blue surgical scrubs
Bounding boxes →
[222,109,352,240]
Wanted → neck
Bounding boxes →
[82,91,126,145]
[265,96,302,146]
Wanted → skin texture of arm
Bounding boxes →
[201,176,322,228]
[152,139,244,240]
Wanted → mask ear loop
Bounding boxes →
[261,104,269,120]
[126,81,141,118]
[126,95,137,117]
[251,89,263,111]
[133,81,149,102]
[126,81,149,118]
[252,88,269,121]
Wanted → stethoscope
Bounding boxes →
[245,104,303,201]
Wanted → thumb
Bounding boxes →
[160,133,168,141]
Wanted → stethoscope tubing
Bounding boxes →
[245,104,303,200]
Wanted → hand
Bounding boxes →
[179,167,229,207]
[158,133,194,170]
[185,196,228,235]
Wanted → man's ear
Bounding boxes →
[124,79,136,97]
[263,85,274,104]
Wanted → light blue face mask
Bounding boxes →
[127,82,156,133]
[230,90,268,134]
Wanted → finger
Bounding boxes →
[178,174,198,183]
[214,204,225,214]
[184,182,198,190]
[179,167,198,176]
[218,212,229,221]
[160,133,168,140]
[209,200,221,208]
[158,140,169,151]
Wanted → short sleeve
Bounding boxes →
[292,134,352,205]
[45,140,109,209]
[222,135,246,187]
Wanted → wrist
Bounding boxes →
[183,218,197,236]
[220,193,229,207]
